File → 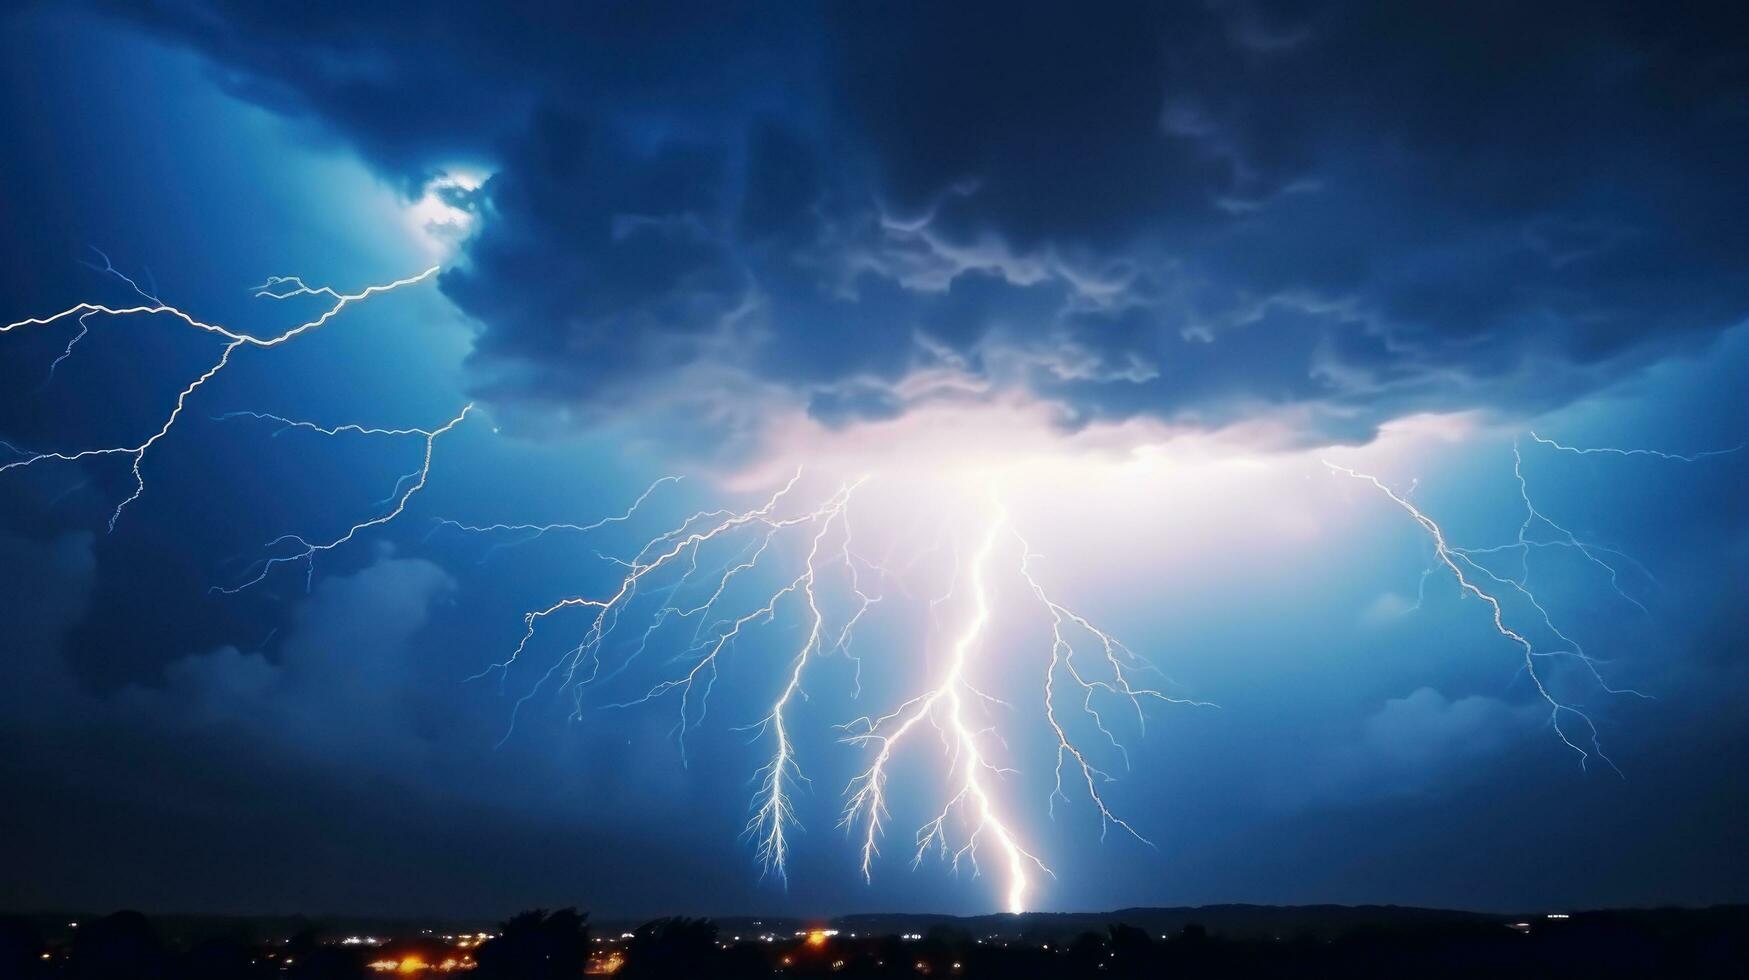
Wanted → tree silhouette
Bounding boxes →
[473,908,590,980]
[67,911,166,980]
[1106,923,1155,978]
[183,936,258,980]
[0,917,47,980]
[621,916,717,979]
[281,926,364,980]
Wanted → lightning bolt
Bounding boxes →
[837,499,1208,913]
[472,474,873,876]
[840,504,1047,914]
[1014,530,1214,832]
[472,475,1199,909]
[430,475,684,564]
[1529,431,1746,463]
[1,264,438,530]
[10,250,1732,914]
[1326,425,1747,774]
[40,249,161,389]
[1324,459,1633,773]
[1452,438,1657,616]
[214,404,474,593]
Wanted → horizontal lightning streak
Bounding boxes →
[1529,431,1745,463]
[435,475,683,537]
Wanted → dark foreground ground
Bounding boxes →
[2,904,1743,979]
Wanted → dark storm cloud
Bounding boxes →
[98,0,1749,446]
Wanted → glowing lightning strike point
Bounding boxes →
[1324,460,1622,774]
[1,266,439,530]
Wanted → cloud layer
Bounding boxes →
[99,0,1749,455]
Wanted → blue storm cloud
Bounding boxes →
[88,0,1749,447]
[1,1,1746,919]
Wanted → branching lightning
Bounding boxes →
[1014,530,1214,829]
[214,404,474,593]
[840,505,1046,915]
[452,477,1202,911]
[1325,460,1627,772]
[1,261,439,531]
[1325,429,1740,773]
[10,252,1730,913]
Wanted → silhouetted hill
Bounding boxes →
[834,903,1513,941]
[6,905,1744,978]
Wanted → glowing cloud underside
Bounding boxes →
[5,260,1735,911]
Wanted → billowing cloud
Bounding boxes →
[0,530,96,716]
[122,550,456,769]
[1280,687,1547,807]
[0,541,457,771]
[1358,687,1544,771]
[88,0,1749,458]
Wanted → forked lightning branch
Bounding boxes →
[4,262,1734,911]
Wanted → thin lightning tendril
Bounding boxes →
[1454,439,1655,616]
[1,264,439,530]
[214,404,473,594]
[1325,460,1624,773]
[0,262,1203,910]
[1529,431,1746,463]
[1014,530,1215,836]
[1326,430,1741,773]
[14,254,1720,912]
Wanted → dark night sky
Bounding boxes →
[1,1,1745,918]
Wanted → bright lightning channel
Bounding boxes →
[455,474,1203,911]
[2,259,1200,911]
[26,256,1716,912]
[839,503,1045,915]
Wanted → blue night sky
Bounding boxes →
[1,2,1745,919]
